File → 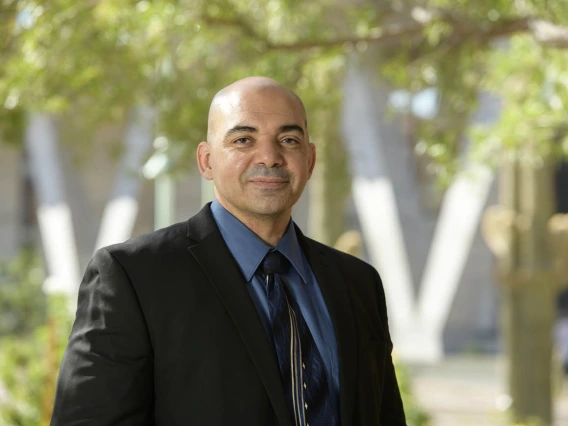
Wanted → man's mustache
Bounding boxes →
[243,167,291,180]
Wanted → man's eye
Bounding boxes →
[234,137,250,144]
[282,137,299,145]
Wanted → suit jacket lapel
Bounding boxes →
[296,226,358,426]
[187,205,293,426]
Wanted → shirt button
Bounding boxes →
[303,382,307,390]
[302,362,306,369]
[305,402,308,410]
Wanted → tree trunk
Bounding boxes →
[94,105,155,250]
[25,112,80,298]
[341,57,416,341]
[500,156,555,424]
[308,109,349,247]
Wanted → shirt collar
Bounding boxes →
[274,220,309,284]
[210,199,309,283]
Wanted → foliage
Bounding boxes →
[473,35,568,163]
[0,294,71,426]
[0,250,72,425]
[373,2,568,181]
[395,361,431,426]
[0,249,46,337]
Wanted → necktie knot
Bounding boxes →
[262,251,286,276]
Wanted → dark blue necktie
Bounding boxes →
[262,250,337,426]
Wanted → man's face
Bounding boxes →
[198,86,315,221]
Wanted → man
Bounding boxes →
[51,77,406,426]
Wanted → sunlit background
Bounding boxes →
[1,0,568,425]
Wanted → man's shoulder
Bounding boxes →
[101,220,189,260]
[303,235,377,277]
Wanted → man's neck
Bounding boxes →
[215,200,291,247]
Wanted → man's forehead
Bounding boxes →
[212,90,241,115]
[207,80,307,141]
[215,89,303,115]
[212,96,305,131]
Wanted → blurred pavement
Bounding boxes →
[409,356,568,426]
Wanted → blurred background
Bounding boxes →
[1,0,568,425]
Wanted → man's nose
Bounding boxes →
[255,138,283,168]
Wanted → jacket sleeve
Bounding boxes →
[51,248,153,426]
[374,270,407,426]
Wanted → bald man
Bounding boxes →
[51,77,406,426]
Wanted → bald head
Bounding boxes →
[207,77,307,144]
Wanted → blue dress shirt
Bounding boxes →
[210,199,340,396]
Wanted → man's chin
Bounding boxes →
[250,206,288,217]
[246,201,291,218]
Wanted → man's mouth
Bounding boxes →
[249,178,289,189]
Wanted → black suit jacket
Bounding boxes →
[51,204,406,426]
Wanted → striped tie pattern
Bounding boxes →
[262,250,337,426]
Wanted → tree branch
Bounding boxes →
[202,12,425,51]
[202,8,568,53]
[265,23,425,51]
[201,15,269,49]
[530,20,568,47]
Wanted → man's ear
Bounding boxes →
[197,141,213,180]
[308,142,316,177]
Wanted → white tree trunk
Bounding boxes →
[341,59,416,338]
[415,165,494,359]
[342,57,498,362]
[25,112,80,297]
[94,106,155,250]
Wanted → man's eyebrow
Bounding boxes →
[224,124,305,138]
[225,125,258,138]
[279,124,304,136]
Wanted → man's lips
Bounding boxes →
[249,178,289,189]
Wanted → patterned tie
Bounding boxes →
[262,250,337,426]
